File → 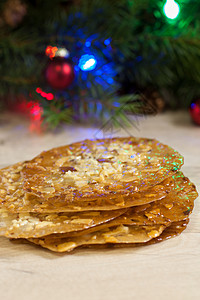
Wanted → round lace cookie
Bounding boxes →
[0,161,174,212]
[21,137,183,206]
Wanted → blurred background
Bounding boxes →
[1,0,200,132]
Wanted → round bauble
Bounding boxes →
[189,99,200,126]
[45,57,75,90]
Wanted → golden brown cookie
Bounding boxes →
[22,137,183,204]
[0,208,127,239]
[0,171,197,239]
[0,162,174,213]
[26,219,190,253]
[24,173,197,252]
[27,224,166,252]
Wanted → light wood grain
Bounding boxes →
[0,111,199,300]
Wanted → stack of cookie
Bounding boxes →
[0,137,198,252]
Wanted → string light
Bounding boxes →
[36,87,54,101]
[85,41,91,47]
[78,54,97,71]
[30,102,42,120]
[45,46,58,59]
[24,101,43,133]
[46,46,69,59]
[163,0,180,20]
[104,39,111,46]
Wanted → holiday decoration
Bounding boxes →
[45,57,75,90]
[56,48,70,58]
[45,45,75,90]
[189,99,200,125]
[45,46,58,60]
[36,87,54,101]
[11,98,43,133]
[78,54,97,71]
[163,0,180,20]
[29,101,43,134]
[1,0,200,129]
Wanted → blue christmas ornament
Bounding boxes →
[78,54,97,71]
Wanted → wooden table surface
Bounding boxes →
[0,111,199,300]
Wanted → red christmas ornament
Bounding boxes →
[45,57,75,90]
[189,99,200,125]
